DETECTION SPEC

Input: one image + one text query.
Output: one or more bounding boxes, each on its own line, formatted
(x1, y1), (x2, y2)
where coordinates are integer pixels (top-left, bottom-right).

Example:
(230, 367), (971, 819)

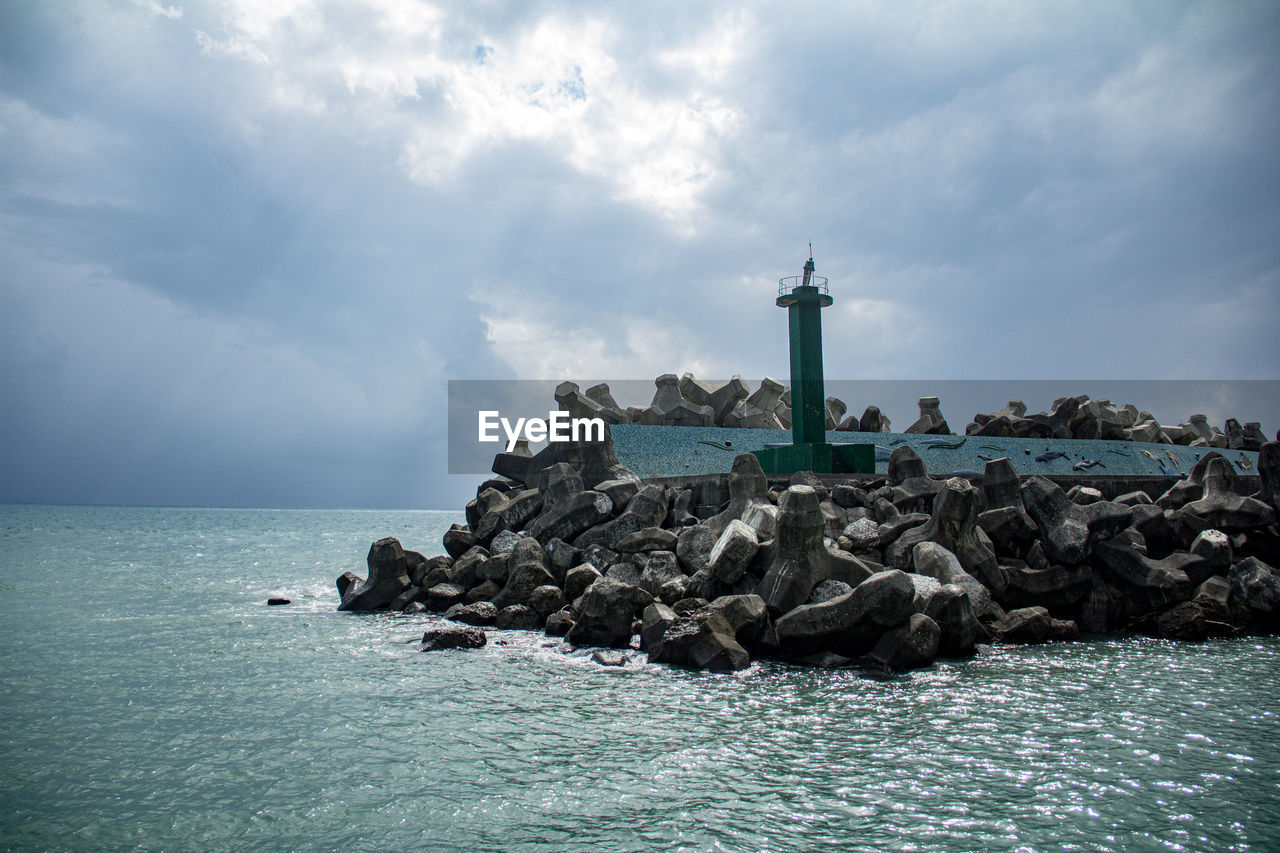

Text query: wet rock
(445, 600), (498, 626)
(545, 608), (574, 637)
(336, 571), (361, 600)
(388, 587), (424, 611)
(647, 610), (751, 671)
(421, 623), (486, 651)
(527, 489), (615, 546)
(1192, 576), (1233, 627)
(338, 537), (413, 611)
(566, 577), (648, 649)
(1021, 476), (1131, 565)
(424, 582), (466, 611)
(640, 602), (678, 651)
(990, 606), (1055, 644)
(1079, 575), (1121, 633)
(924, 583), (982, 656)
(1156, 601), (1208, 640)
(701, 594), (769, 647)
(591, 649), (632, 667)
(617, 527), (679, 554)
(774, 569), (915, 655)
(448, 546), (492, 590)
(865, 613), (940, 672)
(267, 597), (291, 606)
(496, 604), (541, 630)
(808, 579), (854, 604)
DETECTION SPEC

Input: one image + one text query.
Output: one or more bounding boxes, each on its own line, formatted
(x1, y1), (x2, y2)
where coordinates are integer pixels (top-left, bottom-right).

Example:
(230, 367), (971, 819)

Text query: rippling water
(2, 505), (1277, 852)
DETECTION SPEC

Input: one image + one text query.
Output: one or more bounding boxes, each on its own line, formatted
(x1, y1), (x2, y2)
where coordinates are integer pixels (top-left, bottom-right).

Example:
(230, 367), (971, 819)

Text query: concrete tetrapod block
(574, 484), (670, 551)
(886, 477), (1002, 594)
(1180, 457), (1275, 531)
(773, 569), (916, 656)
(1021, 476), (1132, 565)
(338, 537), (413, 611)
(708, 376), (749, 426)
(492, 425), (638, 491)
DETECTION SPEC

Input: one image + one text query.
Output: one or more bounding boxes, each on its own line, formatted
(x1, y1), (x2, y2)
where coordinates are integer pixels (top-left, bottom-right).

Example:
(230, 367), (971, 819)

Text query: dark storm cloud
(1, 1), (1277, 508)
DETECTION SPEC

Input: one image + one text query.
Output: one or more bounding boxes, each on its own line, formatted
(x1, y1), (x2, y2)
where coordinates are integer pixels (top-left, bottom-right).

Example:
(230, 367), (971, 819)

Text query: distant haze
(2, 2), (1277, 509)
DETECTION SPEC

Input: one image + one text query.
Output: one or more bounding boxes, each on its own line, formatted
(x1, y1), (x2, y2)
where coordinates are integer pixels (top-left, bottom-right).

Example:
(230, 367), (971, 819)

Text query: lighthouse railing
(777, 275), (829, 296)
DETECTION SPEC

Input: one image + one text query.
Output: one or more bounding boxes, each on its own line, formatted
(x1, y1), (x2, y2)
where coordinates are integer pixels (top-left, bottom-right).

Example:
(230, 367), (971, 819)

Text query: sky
(1, 0), (1278, 509)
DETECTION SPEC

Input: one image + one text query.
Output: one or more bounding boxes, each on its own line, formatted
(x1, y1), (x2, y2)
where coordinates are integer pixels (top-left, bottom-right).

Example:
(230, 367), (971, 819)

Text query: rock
(566, 577), (646, 649)
(909, 573), (942, 612)
(338, 537), (413, 612)
(1092, 538), (1198, 616)
(1189, 529), (1233, 576)
(424, 582), (466, 611)
(658, 575), (692, 605)
(912, 542), (1005, 624)
(584, 382), (630, 423)
(335, 571), (360, 600)
(527, 489), (615, 546)
(1001, 562), (1092, 610)
(1156, 601), (1208, 640)
(774, 569), (916, 655)
(420, 623), (486, 651)
(665, 488), (699, 528)
(924, 584), (982, 656)
(1021, 476), (1131, 565)
(616, 527), (679, 553)
(642, 373), (715, 426)
(491, 423), (638, 492)
(990, 606), (1055, 644)
(708, 375), (750, 425)
(465, 579), (500, 603)
(1192, 576), (1234, 626)
(448, 546), (491, 590)
(708, 519), (760, 583)
(701, 594), (769, 646)
(591, 649), (632, 666)
(981, 457), (1023, 511)
(640, 602), (678, 651)
(1230, 557), (1280, 615)
(865, 613), (940, 672)
(639, 550), (684, 596)
(488, 530), (523, 556)
(1181, 457), (1275, 530)
(528, 585), (567, 620)
(267, 597), (291, 606)
(647, 610), (751, 671)
(1079, 575), (1121, 633)
(675, 523), (719, 575)
(672, 597), (709, 614)
(886, 446), (942, 511)
(559, 565), (599, 607)
(904, 396), (948, 435)
(495, 604), (540, 630)
(545, 608), (575, 636)
(445, 601), (498, 626)
(388, 587), (424, 611)
(808, 579), (854, 604)
(1114, 491), (1154, 507)
(492, 538), (556, 610)
(757, 486), (874, 615)
(594, 479), (640, 512)
(1068, 486), (1104, 506)
(887, 477), (1002, 593)
(841, 518), (881, 551)
(604, 559), (644, 587)
(575, 485), (669, 550)
(442, 525), (478, 560)
(1258, 441), (1280, 512)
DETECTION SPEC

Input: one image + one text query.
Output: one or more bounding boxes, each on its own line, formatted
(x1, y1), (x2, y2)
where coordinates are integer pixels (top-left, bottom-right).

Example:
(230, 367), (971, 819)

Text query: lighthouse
(751, 250), (874, 475)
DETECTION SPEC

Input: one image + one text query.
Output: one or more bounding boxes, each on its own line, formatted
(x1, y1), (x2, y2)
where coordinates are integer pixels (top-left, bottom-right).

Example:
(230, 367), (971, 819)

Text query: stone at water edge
(421, 623), (487, 651)
(267, 597), (291, 606)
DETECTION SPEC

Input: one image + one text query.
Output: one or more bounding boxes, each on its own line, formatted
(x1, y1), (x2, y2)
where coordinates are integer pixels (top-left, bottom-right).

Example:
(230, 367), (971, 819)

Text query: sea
(1, 504), (1277, 853)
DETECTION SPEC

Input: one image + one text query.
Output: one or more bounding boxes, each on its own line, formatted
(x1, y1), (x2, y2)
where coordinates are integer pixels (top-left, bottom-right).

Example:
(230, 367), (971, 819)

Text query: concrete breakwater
(558, 374), (1275, 449)
(336, 425), (1280, 673)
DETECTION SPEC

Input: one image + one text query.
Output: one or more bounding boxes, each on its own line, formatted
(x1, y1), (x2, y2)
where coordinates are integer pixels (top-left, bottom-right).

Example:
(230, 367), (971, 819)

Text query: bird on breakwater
(1073, 459), (1104, 471)
(922, 437), (966, 449)
(1035, 449), (1068, 463)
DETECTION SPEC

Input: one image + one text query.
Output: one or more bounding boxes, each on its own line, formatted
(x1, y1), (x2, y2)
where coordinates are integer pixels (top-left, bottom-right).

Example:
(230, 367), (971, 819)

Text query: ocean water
(1, 505), (1278, 852)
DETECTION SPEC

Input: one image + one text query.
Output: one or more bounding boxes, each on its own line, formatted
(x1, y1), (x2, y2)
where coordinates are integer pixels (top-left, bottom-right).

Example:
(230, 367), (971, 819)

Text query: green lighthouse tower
(751, 250), (874, 475)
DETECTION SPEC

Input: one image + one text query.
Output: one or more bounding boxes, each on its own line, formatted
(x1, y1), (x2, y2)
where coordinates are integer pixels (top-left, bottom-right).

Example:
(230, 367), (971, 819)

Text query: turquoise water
(2, 505), (1278, 852)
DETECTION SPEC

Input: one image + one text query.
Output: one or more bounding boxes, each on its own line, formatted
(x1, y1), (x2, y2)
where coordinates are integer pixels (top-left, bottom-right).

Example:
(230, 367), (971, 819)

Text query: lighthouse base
(751, 442), (875, 475)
